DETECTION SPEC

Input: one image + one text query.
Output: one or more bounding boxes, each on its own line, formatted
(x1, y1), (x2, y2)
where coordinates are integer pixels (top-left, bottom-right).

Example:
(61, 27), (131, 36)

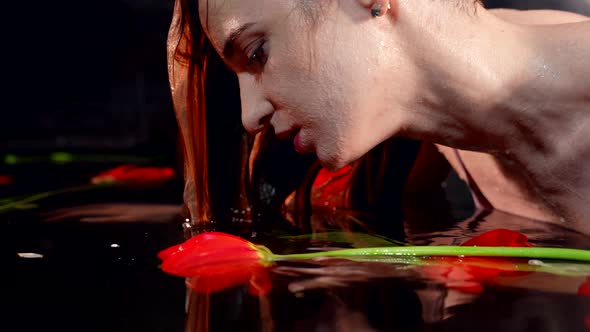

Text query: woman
(168, 0), (590, 236)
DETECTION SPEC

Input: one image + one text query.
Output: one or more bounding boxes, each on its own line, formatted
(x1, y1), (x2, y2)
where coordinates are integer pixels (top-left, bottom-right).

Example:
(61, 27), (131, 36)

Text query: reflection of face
(200, 0), (408, 170)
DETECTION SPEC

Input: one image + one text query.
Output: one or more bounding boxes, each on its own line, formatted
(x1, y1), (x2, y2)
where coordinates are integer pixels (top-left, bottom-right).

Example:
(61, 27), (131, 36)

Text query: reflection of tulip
(311, 166), (352, 209)
(580, 277), (590, 331)
(580, 277), (590, 297)
(424, 229), (533, 294)
(91, 164), (175, 187)
(0, 175), (14, 185)
(158, 232), (273, 294)
(0, 164), (176, 215)
(461, 228), (532, 247)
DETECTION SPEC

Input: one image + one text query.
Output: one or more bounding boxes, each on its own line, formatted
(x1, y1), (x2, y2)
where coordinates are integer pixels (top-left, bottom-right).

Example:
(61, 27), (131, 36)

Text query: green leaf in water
(50, 152), (74, 164)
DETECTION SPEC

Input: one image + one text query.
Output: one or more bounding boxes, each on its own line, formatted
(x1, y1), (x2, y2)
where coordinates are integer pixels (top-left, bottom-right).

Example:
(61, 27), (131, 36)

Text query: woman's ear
(356, 0), (392, 17)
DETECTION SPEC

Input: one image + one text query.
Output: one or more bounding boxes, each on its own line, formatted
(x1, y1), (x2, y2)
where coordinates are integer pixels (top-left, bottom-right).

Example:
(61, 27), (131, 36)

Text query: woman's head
(196, 0), (486, 171)
(168, 0), (474, 230)
(197, 0), (417, 170)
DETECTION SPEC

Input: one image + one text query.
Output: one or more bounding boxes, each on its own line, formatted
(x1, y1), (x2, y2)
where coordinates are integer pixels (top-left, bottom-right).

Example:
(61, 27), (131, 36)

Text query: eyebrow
(222, 22), (255, 60)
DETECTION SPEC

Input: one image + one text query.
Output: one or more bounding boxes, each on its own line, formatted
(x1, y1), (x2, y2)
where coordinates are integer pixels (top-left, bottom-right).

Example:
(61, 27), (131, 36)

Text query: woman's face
(200, 0), (409, 169)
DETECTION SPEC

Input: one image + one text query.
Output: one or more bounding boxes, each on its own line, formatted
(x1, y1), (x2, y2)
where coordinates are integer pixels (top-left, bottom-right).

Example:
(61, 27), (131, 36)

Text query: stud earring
(371, 2), (391, 17)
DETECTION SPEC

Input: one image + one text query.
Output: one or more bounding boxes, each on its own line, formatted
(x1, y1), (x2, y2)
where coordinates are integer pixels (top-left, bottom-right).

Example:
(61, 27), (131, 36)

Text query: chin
(316, 149), (353, 171)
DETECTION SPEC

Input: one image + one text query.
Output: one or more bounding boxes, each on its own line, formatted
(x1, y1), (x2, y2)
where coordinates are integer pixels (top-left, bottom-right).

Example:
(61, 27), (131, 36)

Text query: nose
(238, 74), (274, 134)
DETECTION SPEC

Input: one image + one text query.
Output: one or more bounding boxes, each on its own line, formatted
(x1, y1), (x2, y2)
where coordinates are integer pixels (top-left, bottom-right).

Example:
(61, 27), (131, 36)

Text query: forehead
(198, 0), (287, 50)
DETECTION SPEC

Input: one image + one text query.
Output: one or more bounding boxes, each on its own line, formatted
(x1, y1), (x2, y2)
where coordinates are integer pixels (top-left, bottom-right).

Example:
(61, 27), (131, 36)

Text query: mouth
(274, 127), (300, 141)
(293, 131), (305, 154)
(274, 127), (308, 154)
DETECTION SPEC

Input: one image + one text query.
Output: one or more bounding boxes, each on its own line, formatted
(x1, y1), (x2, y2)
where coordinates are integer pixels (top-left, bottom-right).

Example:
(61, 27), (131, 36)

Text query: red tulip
(91, 164), (175, 187)
(158, 232), (273, 295)
(0, 175), (14, 185)
(424, 229), (533, 294)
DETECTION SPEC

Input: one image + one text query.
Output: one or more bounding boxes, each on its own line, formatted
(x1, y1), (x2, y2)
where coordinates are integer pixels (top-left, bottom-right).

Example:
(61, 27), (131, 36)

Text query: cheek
(265, 19), (378, 143)
(264, 49), (334, 128)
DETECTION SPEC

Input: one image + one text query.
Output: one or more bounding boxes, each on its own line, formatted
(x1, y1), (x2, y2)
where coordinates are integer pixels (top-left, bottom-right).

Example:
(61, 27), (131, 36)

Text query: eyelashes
(246, 39), (268, 70)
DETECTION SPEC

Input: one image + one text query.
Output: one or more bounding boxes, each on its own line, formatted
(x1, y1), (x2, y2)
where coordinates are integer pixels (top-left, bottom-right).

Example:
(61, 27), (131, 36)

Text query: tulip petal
(461, 229), (532, 247)
(158, 232), (273, 294)
(157, 244), (181, 260)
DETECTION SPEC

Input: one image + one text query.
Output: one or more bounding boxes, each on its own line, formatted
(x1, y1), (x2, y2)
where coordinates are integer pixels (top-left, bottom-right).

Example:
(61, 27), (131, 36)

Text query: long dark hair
(167, 0), (421, 237)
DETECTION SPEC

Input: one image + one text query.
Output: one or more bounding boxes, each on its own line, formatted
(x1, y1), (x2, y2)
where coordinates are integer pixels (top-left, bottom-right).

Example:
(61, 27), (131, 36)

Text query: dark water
(2, 162), (590, 332)
(2, 161), (186, 332)
(188, 230), (590, 332)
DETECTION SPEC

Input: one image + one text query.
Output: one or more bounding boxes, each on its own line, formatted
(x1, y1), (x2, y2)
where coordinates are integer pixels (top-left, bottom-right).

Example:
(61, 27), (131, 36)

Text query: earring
(371, 2), (391, 17)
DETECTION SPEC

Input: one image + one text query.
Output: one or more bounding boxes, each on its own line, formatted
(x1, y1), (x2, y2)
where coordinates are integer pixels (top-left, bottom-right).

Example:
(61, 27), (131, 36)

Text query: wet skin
(198, 0), (590, 233)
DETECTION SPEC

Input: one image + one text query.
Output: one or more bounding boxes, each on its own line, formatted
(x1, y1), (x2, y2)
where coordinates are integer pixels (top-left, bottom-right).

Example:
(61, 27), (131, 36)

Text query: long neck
(389, 2), (534, 153)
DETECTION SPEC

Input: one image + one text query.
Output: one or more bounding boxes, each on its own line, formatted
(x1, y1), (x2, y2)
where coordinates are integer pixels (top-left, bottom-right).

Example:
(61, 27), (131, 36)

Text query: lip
(274, 127), (300, 141)
(293, 131), (305, 154)
(274, 126), (308, 154)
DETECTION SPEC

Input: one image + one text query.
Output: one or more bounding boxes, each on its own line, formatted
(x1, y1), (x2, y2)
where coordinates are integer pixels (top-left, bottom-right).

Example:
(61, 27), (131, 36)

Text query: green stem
(272, 246), (590, 263)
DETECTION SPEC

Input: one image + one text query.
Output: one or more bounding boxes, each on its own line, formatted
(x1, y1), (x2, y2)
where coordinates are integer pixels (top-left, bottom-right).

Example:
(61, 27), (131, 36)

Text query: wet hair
(168, 0), (422, 237)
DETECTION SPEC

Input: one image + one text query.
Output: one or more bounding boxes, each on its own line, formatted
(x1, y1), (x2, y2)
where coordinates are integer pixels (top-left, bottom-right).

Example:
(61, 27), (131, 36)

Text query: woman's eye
(247, 40), (268, 69)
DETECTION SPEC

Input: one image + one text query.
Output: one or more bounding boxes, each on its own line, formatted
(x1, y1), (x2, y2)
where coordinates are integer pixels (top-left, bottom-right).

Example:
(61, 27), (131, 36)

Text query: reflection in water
(186, 259), (590, 331)
(183, 207), (590, 332)
(405, 208), (590, 250)
(43, 203), (180, 223)
(13, 164), (589, 332)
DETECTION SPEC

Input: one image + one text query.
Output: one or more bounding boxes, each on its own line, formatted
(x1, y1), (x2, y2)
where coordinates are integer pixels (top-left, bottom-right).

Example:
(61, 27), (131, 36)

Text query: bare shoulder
(490, 8), (589, 25)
